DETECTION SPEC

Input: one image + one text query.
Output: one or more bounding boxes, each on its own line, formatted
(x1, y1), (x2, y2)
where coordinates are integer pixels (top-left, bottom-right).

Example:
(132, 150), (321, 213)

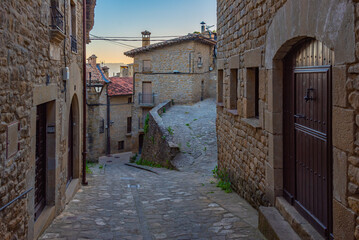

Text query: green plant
(185, 112), (189, 114)
(163, 107), (166, 113)
(86, 164), (93, 174)
(186, 142), (191, 148)
(212, 166), (232, 193)
(99, 164), (104, 169)
(193, 118), (198, 121)
(130, 153), (138, 163)
(136, 158), (162, 168)
(143, 114), (150, 134)
(185, 123), (190, 127)
(162, 135), (166, 140)
(167, 126), (174, 135)
(150, 136), (155, 144)
(204, 147), (207, 152)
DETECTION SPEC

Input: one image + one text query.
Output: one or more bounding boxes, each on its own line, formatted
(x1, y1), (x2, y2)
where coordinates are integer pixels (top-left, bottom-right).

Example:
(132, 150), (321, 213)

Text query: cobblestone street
(40, 100), (264, 240)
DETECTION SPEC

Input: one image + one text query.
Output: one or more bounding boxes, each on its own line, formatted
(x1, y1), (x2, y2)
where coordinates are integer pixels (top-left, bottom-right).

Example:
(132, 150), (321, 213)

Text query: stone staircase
(258, 197), (324, 240)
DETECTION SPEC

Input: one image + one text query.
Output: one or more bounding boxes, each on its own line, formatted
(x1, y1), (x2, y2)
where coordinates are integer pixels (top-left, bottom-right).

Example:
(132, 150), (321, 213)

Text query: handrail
(0, 187), (33, 212)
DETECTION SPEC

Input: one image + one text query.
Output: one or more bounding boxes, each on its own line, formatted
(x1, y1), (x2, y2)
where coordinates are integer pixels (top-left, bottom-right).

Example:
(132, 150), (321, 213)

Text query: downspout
(82, 0), (88, 186)
(106, 86), (111, 156)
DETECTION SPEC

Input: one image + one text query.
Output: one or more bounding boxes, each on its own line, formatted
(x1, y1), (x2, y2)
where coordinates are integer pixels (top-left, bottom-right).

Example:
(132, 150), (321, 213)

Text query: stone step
(258, 206), (301, 240)
(275, 197), (324, 240)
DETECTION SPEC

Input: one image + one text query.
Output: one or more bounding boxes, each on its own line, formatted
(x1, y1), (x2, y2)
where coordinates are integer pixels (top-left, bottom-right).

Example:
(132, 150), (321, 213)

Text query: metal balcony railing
(50, 6), (64, 33)
(139, 93), (155, 106)
(71, 35), (77, 53)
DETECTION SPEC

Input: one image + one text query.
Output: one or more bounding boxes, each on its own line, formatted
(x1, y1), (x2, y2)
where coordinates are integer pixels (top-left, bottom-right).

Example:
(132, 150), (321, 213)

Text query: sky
(86, 0), (217, 65)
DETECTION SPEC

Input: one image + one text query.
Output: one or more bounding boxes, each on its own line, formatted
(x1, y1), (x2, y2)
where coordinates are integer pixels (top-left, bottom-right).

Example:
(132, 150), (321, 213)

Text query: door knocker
(304, 88), (314, 102)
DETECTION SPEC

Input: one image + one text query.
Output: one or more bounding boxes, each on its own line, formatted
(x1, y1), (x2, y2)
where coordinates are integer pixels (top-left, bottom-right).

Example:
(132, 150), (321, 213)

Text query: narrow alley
(40, 101), (264, 240)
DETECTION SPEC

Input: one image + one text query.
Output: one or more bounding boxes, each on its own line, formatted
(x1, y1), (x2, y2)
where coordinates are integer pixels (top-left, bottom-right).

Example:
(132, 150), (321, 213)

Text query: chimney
(141, 30), (151, 47)
(87, 54), (97, 67)
(200, 21), (206, 34)
(102, 66), (109, 78)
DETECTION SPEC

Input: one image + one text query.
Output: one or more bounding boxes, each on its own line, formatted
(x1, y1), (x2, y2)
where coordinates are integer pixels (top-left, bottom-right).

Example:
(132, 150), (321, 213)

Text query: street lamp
(94, 85), (102, 93)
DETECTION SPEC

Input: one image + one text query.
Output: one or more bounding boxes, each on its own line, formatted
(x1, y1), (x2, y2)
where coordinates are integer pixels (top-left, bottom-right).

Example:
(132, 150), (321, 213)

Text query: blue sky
(87, 0), (217, 64)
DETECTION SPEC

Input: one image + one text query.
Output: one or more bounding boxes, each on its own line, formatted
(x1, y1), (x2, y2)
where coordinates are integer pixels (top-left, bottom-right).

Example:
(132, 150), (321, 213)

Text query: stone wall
(141, 101), (180, 168)
(217, 0), (359, 239)
(0, 0), (94, 239)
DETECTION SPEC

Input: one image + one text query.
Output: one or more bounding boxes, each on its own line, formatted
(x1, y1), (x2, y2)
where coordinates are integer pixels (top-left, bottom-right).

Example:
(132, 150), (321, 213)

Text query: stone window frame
(242, 48), (264, 128)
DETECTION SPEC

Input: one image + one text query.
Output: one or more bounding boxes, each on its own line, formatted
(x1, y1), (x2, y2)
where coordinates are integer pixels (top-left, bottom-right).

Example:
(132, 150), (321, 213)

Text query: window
(99, 119), (104, 133)
(245, 67), (259, 118)
(128, 97), (132, 103)
(229, 69), (238, 110)
(70, 1), (77, 52)
(118, 141), (124, 150)
(127, 117), (132, 133)
(217, 69), (224, 103)
(143, 60), (151, 72)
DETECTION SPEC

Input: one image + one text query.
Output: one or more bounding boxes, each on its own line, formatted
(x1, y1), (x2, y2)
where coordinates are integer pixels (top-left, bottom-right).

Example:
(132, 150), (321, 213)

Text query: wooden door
(35, 104), (47, 220)
(142, 82), (152, 104)
(67, 106), (74, 186)
(283, 39), (333, 238)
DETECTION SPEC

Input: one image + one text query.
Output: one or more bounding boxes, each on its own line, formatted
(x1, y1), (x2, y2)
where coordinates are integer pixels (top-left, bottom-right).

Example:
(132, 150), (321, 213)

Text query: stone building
(86, 54), (110, 162)
(108, 77), (133, 153)
(216, 0), (358, 239)
(0, 0), (96, 239)
(124, 31), (217, 153)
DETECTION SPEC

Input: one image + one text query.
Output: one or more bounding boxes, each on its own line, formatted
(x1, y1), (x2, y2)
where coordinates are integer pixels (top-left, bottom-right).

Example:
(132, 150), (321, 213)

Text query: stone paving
(40, 99), (265, 240)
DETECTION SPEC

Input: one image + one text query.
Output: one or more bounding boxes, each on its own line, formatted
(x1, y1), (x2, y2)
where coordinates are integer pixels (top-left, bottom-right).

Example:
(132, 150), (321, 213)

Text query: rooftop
(108, 77), (133, 96)
(124, 34), (216, 57)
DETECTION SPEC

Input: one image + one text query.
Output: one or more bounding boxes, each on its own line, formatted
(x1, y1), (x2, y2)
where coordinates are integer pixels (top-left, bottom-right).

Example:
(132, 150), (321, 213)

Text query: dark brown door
(35, 104), (47, 220)
(283, 39), (333, 238)
(142, 82), (152, 104)
(67, 107), (74, 186)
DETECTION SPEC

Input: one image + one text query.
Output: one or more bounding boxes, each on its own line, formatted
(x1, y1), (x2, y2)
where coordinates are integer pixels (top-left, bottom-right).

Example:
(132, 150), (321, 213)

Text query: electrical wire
(90, 34), (138, 49)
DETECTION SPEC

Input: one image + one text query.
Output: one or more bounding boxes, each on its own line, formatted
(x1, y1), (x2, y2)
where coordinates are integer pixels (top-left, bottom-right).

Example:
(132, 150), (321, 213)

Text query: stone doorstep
(274, 197), (325, 240)
(258, 206), (301, 240)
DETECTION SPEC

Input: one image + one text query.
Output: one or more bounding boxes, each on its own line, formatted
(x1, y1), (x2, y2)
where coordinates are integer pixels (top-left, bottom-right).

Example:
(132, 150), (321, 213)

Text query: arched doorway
(67, 105), (74, 185)
(283, 38), (334, 238)
(67, 95), (80, 186)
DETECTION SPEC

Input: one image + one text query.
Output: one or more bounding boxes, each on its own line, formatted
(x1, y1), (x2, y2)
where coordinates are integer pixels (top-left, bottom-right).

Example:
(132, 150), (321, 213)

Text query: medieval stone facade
(216, 0), (358, 239)
(0, 0), (95, 239)
(124, 33), (217, 153)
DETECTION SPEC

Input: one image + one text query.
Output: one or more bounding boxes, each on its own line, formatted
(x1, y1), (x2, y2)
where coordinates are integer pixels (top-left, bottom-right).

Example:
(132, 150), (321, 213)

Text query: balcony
(71, 35), (77, 53)
(139, 93), (155, 107)
(50, 6), (65, 44)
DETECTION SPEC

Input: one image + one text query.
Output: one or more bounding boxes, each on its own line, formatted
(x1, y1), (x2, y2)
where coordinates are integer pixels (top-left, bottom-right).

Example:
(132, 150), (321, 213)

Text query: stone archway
(264, 0), (355, 239)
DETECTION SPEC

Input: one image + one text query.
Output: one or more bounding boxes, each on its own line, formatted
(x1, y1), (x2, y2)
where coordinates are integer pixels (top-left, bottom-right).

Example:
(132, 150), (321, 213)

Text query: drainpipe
(106, 86), (111, 156)
(82, 0), (88, 186)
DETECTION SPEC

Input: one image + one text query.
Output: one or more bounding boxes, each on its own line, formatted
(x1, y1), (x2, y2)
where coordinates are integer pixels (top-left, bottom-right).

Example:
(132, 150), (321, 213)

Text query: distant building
(124, 31), (216, 153)
(108, 77), (133, 153)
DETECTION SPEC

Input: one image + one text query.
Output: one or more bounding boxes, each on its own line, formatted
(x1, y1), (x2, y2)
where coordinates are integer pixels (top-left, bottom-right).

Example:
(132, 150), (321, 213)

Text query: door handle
(304, 88), (314, 102)
(294, 114), (305, 119)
